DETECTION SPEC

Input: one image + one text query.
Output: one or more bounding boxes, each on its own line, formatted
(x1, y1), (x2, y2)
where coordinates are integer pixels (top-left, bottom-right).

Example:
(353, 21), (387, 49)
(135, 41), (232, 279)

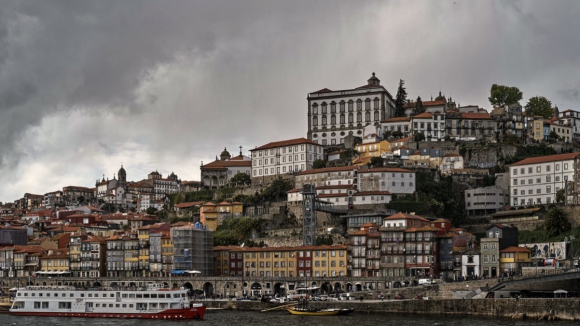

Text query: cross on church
(239, 146), (243, 156)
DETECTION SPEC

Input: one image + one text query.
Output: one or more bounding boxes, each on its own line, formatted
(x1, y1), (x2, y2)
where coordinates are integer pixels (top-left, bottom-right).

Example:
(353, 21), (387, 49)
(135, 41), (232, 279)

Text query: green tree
(146, 207), (158, 215)
(488, 84), (522, 107)
(414, 132), (425, 142)
(370, 156), (384, 167)
(525, 96), (553, 119)
(392, 130), (403, 138)
(394, 79), (407, 117)
(556, 189), (565, 204)
(382, 130), (392, 140)
(230, 172), (251, 186)
(549, 130), (560, 142)
(261, 177), (293, 202)
(312, 159), (326, 169)
(412, 96), (425, 116)
(544, 207), (571, 237)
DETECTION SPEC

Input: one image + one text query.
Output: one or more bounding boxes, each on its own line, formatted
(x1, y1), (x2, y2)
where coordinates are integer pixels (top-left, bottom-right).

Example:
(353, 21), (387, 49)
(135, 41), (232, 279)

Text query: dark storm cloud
(1, 0), (580, 201)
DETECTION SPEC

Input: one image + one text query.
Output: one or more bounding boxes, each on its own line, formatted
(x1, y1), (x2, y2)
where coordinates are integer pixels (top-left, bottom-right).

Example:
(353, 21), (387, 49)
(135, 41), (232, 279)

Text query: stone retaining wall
(203, 298), (580, 320)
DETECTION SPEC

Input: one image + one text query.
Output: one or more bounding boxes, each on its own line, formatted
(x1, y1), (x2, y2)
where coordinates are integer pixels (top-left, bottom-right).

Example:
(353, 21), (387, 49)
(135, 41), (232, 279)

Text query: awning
(187, 270), (201, 274)
(171, 270), (185, 275)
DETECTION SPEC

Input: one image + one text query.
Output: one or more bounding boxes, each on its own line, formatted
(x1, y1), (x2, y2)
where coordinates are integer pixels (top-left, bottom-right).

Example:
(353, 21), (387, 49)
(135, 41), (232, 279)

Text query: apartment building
(465, 186), (509, 216)
(510, 152), (580, 206)
(251, 138), (324, 185)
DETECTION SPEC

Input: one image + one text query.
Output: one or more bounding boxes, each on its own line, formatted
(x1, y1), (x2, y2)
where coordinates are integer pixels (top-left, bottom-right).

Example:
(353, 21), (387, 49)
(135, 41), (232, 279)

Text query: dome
(220, 147), (230, 157)
(118, 165), (126, 175)
(435, 91), (446, 101)
(367, 72), (380, 85)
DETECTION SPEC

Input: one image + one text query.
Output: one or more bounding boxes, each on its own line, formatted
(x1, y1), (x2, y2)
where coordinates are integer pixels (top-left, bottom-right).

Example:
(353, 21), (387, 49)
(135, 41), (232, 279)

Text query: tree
(412, 96), (425, 116)
(525, 96), (553, 119)
(392, 130), (403, 138)
(370, 156), (384, 167)
(312, 159), (326, 169)
(229, 172), (251, 186)
(394, 79), (407, 117)
(146, 207), (158, 215)
(544, 207), (571, 237)
(549, 130), (560, 142)
(556, 189), (565, 204)
(414, 132), (425, 142)
(382, 130), (392, 140)
(488, 84), (522, 107)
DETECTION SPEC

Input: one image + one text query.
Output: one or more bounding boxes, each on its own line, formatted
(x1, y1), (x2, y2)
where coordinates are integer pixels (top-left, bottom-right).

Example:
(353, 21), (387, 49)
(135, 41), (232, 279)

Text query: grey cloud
(2, 1), (580, 201)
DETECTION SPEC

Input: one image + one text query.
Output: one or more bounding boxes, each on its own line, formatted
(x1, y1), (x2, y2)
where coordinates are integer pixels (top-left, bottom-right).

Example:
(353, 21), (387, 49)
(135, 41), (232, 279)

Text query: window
(536, 166), (541, 173)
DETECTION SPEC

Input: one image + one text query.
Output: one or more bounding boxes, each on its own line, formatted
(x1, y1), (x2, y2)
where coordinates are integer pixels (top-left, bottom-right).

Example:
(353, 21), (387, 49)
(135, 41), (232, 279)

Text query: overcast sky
(1, 0), (579, 202)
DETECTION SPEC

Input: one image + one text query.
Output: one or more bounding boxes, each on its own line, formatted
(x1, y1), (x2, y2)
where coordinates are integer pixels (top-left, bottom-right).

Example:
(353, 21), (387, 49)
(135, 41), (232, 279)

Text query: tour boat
(9, 283), (206, 319)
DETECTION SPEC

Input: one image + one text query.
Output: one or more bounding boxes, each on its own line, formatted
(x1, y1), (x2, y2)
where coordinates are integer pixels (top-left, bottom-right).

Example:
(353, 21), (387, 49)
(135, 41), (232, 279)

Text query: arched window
(340, 114), (345, 124)
(348, 101), (354, 112)
(374, 98), (380, 109)
(365, 99), (371, 110)
(321, 103), (327, 114)
(357, 112), (362, 122)
(312, 104), (318, 115)
(348, 113), (353, 123)
(330, 102), (336, 113)
(340, 101), (345, 113)
(374, 111), (379, 121)
(331, 115), (336, 124)
(357, 100), (362, 111)
(313, 116), (318, 126)
(365, 111), (371, 122)
(322, 115), (327, 125)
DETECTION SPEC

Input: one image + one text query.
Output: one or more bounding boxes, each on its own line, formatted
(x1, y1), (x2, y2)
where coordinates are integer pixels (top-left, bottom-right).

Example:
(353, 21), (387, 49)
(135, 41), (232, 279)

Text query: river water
(1, 310), (577, 326)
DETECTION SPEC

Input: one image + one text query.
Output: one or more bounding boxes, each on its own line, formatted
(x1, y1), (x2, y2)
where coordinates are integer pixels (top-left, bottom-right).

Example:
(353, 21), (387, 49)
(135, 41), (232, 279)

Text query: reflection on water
(0, 310), (577, 326)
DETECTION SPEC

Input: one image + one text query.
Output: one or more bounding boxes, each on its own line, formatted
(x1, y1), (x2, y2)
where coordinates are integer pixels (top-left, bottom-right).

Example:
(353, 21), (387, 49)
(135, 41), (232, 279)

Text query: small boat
(0, 296), (12, 313)
(287, 307), (340, 316)
(286, 300), (354, 316)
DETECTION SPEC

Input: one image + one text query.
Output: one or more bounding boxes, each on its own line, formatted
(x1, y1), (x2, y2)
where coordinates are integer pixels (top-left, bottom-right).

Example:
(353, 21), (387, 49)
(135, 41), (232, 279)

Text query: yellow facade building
(39, 249), (70, 274)
(353, 139), (393, 166)
(200, 202), (218, 231)
(499, 246), (532, 274)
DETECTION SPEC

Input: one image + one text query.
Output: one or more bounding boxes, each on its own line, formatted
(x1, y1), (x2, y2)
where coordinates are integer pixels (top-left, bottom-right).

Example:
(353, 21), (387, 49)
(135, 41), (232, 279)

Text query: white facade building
(307, 73), (395, 146)
(251, 137), (324, 184)
(411, 112), (446, 141)
(510, 152), (580, 207)
(558, 109), (580, 139)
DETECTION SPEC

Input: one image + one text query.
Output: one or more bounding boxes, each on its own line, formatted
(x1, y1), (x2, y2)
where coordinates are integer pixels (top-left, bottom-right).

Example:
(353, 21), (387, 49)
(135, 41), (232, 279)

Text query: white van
(418, 278), (433, 285)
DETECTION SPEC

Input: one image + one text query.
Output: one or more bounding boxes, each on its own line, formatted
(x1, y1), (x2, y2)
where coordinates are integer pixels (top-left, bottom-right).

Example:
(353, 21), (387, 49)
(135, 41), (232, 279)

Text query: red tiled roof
(317, 193), (347, 198)
(500, 246), (531, 253)
(393, 136), (413, 143)
(311, 88), (332, 94)
(251, 138), (320, 151)
(382, 117), (410, 123)
(461, 112), (492, 120)
(384, 212), (430, 222)
(174, 201), (204, 208)
(510, 152), (580, 166)
(412, 112), (433, 119)
(201, 160), (251, 169)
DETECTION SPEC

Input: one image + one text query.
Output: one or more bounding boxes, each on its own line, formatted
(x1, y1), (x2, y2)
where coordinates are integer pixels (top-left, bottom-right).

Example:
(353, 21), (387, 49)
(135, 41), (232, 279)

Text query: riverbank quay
(200, 298), (580, 321)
